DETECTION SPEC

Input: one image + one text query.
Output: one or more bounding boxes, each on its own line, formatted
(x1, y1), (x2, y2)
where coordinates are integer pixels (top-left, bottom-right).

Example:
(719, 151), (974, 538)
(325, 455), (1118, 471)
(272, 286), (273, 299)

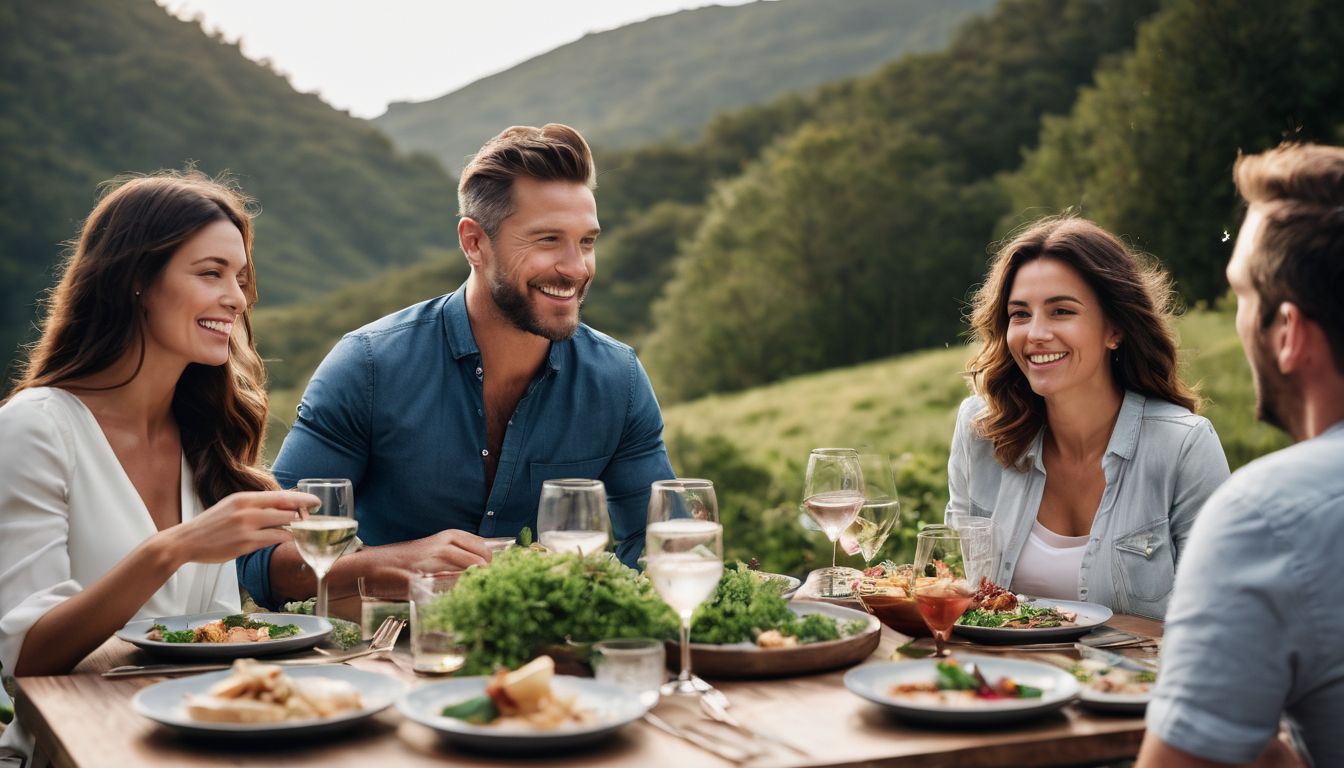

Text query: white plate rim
(131, 663), (405, 735)
(396, 675), (650, 743)
(115, 611), (332, 657)
(952, 597), (1113, 641)
(843, 655), (1081, 723)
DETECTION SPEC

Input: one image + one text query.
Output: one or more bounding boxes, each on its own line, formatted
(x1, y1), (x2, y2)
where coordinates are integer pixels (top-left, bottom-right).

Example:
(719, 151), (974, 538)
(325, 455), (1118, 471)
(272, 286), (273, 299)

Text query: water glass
(948, 513), (996, 587)
(409, 571), (466, 675)
(358, 576), (409, 640)
(537, 478), (610, 555)
(592, 638), (666, 704)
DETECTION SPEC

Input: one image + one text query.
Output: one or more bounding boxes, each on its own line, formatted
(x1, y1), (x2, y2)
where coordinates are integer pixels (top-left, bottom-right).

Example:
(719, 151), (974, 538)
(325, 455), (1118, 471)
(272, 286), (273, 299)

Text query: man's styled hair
(1235, 143), (1344, 373)
(457, 124), (596, 239)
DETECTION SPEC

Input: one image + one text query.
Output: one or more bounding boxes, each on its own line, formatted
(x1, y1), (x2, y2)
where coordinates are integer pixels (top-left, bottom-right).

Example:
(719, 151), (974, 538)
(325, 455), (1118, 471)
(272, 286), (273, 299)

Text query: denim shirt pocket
(1114, 518), (1175, 616)
(529, 457), (610, 499)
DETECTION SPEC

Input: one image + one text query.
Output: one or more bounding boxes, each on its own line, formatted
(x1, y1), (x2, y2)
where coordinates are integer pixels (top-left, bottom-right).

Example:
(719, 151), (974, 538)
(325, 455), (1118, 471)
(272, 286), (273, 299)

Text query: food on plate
(1070, 659), (1157, 694)
(956, 578), (1078, 629)
(690, 563), (868, 646)
(184, 659), (362, 722)
(147, 614), (301, 643)
(888, 657), (1044, 703)
(854, 563), (929, 637)
(439, 656), (594, 729)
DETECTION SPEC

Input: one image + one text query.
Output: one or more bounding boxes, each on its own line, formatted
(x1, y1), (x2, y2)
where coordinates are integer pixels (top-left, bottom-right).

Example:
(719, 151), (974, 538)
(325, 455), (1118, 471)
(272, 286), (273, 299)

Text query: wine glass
(290, 478), (358, 617)
(912, 527), (975, 657)
(646, 479), (722, 698)
(537, 478), (610, 556)
(840, 452), (902, 568)
(802, 448), (865, 597)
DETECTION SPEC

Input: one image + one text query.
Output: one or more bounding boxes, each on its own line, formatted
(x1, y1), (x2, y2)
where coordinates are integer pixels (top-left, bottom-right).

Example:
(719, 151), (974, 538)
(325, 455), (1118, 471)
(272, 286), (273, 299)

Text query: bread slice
(184, 694), (289, 723)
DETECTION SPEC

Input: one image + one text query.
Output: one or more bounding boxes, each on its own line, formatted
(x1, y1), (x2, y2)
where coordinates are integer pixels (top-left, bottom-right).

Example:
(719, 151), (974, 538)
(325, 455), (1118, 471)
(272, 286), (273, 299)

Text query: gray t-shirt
(1147, 421), (1344, 765)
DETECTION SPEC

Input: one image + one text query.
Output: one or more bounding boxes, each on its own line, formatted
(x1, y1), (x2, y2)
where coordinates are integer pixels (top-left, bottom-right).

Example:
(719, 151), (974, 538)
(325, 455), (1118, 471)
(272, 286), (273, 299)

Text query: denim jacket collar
(440, 284), (563, 374)
(1022, 390), (1146, 472)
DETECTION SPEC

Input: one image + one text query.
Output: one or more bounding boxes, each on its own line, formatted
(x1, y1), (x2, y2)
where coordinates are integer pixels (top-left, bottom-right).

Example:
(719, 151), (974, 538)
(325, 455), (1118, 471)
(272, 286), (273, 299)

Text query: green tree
(1006, 0), (1344, 300)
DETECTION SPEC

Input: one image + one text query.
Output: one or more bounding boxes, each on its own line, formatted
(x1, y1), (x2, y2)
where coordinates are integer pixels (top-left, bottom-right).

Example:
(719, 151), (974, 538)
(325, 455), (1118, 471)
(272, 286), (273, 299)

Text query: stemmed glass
(646, 479), (722, 698)
(537, 478), (610, 556)
(841, 452), (902, 568)
(289, 478), (358, 617)
(802, 448), (865, 596)
(912, 527), (975, 657)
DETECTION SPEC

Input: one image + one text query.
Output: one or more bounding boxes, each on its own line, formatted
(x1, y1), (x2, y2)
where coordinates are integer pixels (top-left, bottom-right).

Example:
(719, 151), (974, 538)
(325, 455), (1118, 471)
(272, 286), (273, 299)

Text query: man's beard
(1250, 330), (1290, 433)
(488, 269), (585, 342)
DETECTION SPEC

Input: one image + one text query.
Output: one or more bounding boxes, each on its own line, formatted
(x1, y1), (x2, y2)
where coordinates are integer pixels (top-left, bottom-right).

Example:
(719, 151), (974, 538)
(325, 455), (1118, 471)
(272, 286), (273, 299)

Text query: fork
(103, 616), (405, 678)
(698, 685), (811, 758)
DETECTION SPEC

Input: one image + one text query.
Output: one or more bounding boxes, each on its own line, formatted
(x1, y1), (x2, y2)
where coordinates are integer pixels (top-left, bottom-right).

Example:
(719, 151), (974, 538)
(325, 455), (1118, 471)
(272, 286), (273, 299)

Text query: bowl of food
(854, 564), (931, 638)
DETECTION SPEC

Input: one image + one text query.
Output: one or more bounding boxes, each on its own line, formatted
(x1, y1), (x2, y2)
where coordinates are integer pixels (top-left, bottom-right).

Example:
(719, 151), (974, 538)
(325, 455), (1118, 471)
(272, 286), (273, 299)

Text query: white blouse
(1010, 520), (1090, 601)
(0, 388), (239, 753)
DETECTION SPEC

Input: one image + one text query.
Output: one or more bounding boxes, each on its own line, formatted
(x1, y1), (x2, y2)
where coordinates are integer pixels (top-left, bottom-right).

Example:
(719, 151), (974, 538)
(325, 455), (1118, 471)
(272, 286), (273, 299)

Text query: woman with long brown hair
(947, 216), (1230, 619)
(0, 171), (315, 750)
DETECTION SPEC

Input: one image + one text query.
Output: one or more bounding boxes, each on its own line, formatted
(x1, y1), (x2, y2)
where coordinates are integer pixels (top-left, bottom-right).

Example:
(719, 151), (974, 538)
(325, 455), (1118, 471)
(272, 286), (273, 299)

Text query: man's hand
(267, 528), (492, 607)
(373, 529), (491, 573)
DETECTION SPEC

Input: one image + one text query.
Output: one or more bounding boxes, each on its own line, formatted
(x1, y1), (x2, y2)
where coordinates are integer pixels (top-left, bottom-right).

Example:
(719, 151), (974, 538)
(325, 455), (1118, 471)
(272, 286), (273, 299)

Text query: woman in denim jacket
(946, 216), (1230, 619)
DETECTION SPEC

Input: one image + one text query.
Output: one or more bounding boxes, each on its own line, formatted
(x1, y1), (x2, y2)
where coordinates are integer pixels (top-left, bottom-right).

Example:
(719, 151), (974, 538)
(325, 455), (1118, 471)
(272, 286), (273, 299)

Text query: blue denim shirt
(238, 286), (675, 607)
(945, 391), (1230, 619)
(1148, 421), (1344, 766)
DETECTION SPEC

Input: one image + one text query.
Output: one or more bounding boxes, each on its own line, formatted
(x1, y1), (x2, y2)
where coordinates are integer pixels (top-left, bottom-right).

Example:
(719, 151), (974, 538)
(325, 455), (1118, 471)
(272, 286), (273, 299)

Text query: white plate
(398, 676), (650, 753)
(1077, 686), (1151, 714)
(758, 572), (802, 598)
(952, 598), (1113, 643)
(844, 655), (1081, 725)
(132, 664), (405, 737)
(116, 611), (332, 658)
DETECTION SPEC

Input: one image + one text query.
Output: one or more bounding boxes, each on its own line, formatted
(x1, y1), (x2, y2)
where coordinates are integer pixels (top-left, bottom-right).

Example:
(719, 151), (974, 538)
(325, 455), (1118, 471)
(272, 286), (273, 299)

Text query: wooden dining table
(14, 607), (1162, 768)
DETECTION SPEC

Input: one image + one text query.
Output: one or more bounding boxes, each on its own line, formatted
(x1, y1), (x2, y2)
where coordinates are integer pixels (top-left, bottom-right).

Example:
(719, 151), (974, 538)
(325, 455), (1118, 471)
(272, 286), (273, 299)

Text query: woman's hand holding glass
(171, 490), (319, 564)
(645, 479), (722, 698)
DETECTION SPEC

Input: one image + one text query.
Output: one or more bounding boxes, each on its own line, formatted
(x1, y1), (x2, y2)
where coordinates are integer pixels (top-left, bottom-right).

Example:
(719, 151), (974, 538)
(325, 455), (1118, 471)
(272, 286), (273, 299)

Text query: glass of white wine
(646, 479), (722, 698)
(536, 478), (610, 556)
(290, 478), (358, 617)
(840, 452), (902, 568)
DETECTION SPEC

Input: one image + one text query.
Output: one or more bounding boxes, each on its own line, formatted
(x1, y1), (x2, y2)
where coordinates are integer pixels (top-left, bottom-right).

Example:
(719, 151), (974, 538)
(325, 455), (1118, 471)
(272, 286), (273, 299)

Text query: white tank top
(1009, 520), (1090, 600)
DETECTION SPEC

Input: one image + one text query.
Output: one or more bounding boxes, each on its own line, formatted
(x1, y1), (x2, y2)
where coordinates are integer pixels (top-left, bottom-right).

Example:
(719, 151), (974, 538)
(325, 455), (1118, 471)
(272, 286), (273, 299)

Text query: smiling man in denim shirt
(237, 124), (675, 609)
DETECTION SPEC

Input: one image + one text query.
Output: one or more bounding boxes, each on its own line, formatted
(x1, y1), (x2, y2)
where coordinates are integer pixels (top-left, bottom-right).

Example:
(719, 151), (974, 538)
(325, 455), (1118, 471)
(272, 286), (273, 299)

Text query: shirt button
(508, 419), (513, 426)
(486, 510), (495, 517)
(481, 449), (489, 457)
(475, 366), (483, 376)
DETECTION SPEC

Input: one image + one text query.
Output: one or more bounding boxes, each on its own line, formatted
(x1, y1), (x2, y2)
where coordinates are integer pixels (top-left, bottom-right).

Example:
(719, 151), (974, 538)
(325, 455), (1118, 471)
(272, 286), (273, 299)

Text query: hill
(655, 307), (1289, 572)
(0, 0), (459, 376)
(373, 0), (993, 173)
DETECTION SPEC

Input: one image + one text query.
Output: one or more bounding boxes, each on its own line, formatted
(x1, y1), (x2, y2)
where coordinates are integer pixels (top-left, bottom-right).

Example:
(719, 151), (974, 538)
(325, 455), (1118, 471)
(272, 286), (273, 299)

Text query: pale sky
(159, 0), (757, 119)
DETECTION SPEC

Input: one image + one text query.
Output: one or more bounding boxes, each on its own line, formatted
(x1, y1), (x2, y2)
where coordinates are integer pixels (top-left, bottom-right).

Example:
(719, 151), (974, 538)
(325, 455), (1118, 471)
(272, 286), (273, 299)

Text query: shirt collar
(441, 283), (565, 374)
(442, 285), (478, 361)
(1023, 389), (1145, 469)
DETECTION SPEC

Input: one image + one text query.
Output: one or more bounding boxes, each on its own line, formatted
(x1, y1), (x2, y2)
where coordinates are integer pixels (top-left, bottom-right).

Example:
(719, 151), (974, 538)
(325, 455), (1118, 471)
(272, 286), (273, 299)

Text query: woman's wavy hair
(965, 215), (1200, 469)
(7, 170), (278, 505)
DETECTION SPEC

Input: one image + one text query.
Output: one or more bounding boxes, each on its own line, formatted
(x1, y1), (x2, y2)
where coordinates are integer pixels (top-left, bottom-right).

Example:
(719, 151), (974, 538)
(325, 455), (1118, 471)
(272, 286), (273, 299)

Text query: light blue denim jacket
(945, 392), (1230, 619)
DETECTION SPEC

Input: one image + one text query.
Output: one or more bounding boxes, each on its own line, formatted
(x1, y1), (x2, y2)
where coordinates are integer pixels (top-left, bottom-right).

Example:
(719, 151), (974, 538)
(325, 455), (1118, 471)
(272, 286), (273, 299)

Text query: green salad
(957, 602), (1073, 629)
(690, 563), (867, 645)
(149, 614), (301, 643)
